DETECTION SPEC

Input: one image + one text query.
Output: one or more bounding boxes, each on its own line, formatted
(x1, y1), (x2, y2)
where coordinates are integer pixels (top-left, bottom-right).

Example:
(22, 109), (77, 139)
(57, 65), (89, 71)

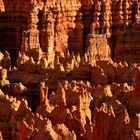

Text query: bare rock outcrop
(0, 1), (140, 140)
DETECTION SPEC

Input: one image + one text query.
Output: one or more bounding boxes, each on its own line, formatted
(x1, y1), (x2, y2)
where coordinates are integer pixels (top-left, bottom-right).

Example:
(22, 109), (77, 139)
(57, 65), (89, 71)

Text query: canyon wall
(0, 0), (140, 140)
(0, 0), (140, 64)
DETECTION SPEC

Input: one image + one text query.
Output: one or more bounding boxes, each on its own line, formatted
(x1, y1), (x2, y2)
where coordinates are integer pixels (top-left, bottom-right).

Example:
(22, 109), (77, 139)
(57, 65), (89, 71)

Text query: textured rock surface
(0, 70), (140, 140)
(115, 23), (140, 63)
(0, 52), (140, 139)
(0, 0), (140, 140)
(1, 0), (140, 63)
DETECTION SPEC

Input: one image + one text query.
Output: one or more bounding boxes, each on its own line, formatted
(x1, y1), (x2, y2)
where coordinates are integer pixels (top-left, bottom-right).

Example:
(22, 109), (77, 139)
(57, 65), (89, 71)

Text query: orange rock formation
(0, 0), (140, 140)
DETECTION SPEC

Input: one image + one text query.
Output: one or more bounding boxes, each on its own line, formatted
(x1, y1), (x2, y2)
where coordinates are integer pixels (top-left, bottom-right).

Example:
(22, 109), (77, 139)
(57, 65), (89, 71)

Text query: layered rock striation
(0, 0), (140, 64)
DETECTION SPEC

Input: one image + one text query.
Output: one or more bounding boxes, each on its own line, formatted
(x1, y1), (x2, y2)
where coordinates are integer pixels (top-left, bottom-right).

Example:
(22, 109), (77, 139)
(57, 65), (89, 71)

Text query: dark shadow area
(0, 27), (17, 66)
(38, 10), (42, 49)
(0, 1), (29, 66)
(68, 8), (93, 54)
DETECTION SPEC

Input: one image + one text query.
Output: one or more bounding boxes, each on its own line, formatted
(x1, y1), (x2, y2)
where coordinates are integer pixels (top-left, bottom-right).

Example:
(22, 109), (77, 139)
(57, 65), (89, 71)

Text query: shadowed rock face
(0, 0), (140, 140)
(115, 24), (140, 63)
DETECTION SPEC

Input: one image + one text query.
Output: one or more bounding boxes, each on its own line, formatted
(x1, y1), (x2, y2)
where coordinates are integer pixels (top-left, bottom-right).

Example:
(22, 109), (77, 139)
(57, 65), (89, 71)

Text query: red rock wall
(0, 1), (140, 139)
(0, 0), (140, 63)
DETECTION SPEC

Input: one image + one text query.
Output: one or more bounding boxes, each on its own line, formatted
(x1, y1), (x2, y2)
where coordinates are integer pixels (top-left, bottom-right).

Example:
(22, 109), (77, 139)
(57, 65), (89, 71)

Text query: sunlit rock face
(0, 0), (140, 140)
(0, 0), (140, 63)
(0, 1), (124, 59)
